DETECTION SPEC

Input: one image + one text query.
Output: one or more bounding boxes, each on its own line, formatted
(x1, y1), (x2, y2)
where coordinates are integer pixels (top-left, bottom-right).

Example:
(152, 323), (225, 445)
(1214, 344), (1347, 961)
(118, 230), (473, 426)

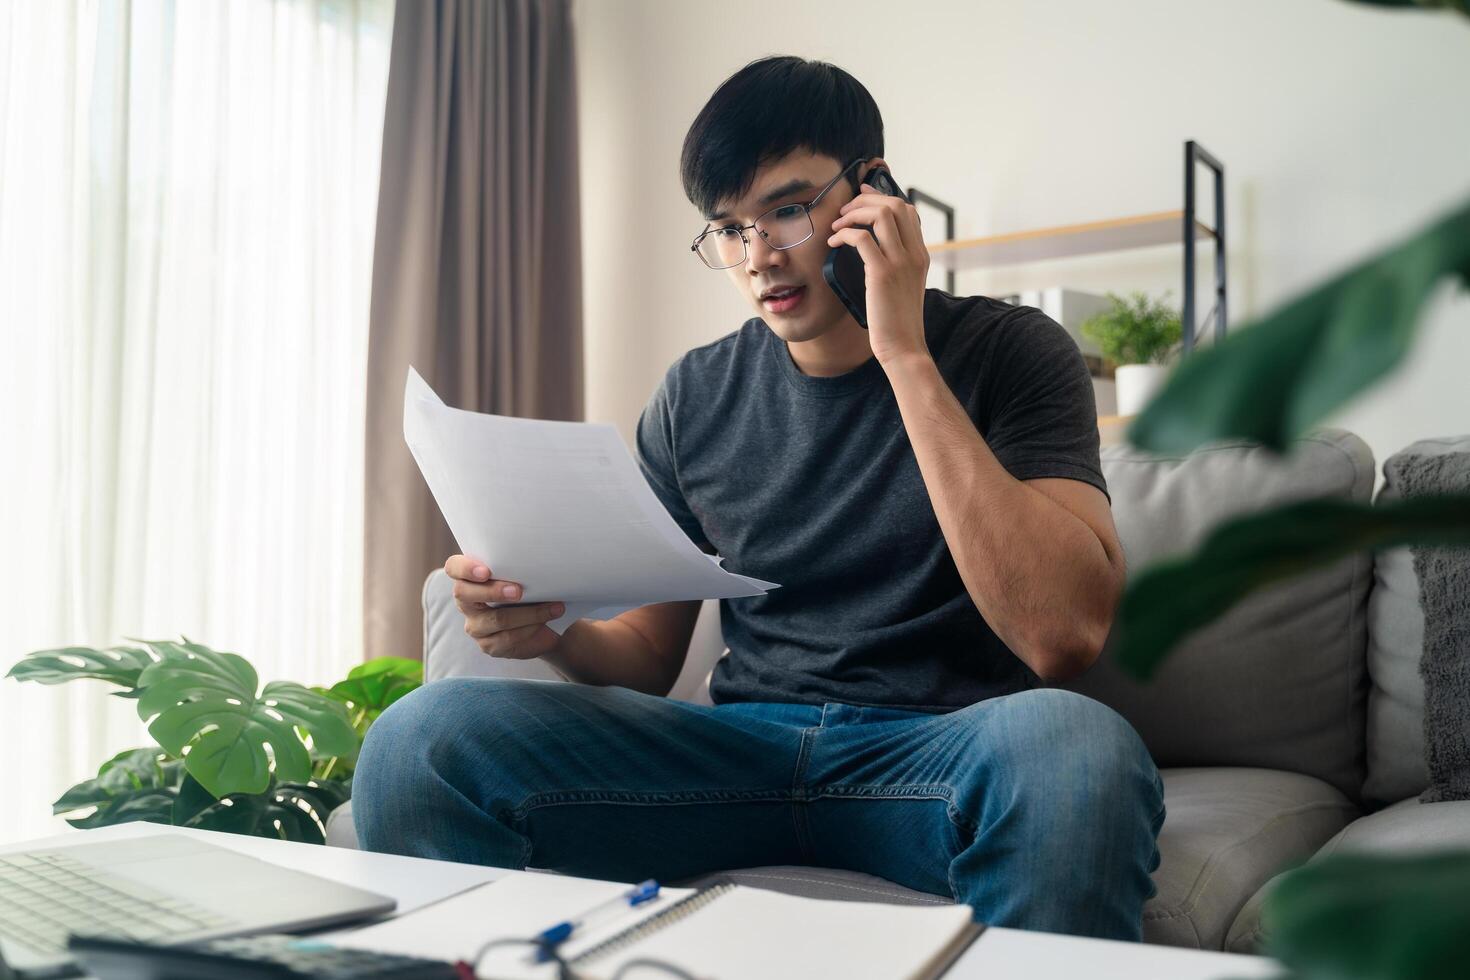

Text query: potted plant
(5, 638), (422, 843)
(1080, 291), (1183, 416)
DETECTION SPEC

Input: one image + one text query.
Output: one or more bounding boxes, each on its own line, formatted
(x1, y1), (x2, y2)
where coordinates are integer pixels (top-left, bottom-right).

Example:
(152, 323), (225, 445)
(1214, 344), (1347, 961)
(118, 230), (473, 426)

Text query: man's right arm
(542, 598), (704, 696)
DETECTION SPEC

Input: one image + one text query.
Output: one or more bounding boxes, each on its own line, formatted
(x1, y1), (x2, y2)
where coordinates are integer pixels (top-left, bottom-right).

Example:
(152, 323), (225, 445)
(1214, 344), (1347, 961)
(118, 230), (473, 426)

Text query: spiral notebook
(331, 869), (983, 979)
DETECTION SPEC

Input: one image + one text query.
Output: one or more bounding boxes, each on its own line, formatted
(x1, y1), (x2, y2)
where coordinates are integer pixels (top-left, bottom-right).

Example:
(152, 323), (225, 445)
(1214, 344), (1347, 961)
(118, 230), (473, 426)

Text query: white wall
(574, 0), (1470, 468)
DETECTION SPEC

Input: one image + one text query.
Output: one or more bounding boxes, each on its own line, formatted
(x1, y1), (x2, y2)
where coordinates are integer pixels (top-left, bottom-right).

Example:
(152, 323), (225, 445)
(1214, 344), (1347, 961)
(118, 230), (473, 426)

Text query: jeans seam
(791, 727), (819, 863)
(806, 783), (958, 803)
(801, 783), (972, 836)
(517, 825), (533, 868)
(805, 783), (967, 901)
(509, 788), (793, 821)
(496, 806), (536, 869)
(944, 795), (973, 902)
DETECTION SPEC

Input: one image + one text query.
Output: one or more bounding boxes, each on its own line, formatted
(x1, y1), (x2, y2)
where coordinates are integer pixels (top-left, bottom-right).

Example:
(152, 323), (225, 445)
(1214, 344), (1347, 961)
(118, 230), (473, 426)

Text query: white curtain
(0, 0), (394, 844)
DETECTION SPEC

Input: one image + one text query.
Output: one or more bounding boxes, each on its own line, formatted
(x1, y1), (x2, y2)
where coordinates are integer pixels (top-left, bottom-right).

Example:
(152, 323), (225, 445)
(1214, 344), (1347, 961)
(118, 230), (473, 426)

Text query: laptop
(0, 834), (395, 978)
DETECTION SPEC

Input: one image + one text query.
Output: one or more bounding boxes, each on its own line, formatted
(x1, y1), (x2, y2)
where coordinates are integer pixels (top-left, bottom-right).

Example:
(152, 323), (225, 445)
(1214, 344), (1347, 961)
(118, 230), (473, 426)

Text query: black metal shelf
(911, 140), (1229, 351)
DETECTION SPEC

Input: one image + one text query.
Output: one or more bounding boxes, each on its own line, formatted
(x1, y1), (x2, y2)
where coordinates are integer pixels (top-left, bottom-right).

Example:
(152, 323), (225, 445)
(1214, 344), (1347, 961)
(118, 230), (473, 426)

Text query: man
(356, 56), (1164, 941)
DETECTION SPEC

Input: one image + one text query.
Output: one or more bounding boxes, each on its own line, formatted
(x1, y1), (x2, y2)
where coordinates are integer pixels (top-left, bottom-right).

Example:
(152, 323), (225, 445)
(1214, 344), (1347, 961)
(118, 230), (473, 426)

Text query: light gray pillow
(1068, 429), (1374, 800)
(1364, 436), (1470, 805)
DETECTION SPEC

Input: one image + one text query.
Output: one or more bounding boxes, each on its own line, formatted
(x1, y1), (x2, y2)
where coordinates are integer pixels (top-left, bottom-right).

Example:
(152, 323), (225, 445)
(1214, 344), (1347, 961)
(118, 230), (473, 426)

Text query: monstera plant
(1109, 3), (1470, 979)
(6, 639), (421, 844)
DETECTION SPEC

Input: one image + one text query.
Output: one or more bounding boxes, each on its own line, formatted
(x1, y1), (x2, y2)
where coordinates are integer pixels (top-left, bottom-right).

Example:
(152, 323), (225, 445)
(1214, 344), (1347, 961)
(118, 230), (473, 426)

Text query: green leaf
(174, 775), (271, 836)
(1265, 851), (1470, 980)
(322, 657), (423, 725)
(1128, 197), (1470, 453)
(135, 643), (357, 798)
(53, 747), (184, 829)
(1113, 495), (1470, 679)
(172, 771), (226, 827)
(96, 746), (171, 793)
(52, 747), (171, 812)
(173, 773), (352, 844)
(261, 681), (359, 757)
(7, 646), (160, 689)
(65, 792), (178, 830)
(266, 779), (353, 844)
(347, 656), (424, 681)
(1341, 0), (1470, 16)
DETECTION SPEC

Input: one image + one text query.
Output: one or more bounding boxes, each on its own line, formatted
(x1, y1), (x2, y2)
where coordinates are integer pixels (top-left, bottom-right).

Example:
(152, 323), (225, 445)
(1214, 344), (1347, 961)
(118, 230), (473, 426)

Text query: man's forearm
(882, 352), (1117, 678)
(539, 617), (680, 696)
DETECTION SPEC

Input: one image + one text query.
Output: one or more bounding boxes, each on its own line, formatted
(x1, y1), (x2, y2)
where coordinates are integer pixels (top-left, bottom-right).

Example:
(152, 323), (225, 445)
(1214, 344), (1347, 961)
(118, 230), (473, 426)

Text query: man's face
(702, 150), (863, 345)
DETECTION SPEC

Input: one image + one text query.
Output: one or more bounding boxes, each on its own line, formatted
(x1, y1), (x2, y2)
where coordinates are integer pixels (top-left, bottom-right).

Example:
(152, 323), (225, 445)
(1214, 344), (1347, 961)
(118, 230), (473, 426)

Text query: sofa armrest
(420, 569), (725, 704)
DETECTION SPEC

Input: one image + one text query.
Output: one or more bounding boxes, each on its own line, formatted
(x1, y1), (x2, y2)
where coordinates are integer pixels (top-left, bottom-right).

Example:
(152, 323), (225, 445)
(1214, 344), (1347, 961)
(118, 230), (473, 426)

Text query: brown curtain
(363, 0), (583, 662)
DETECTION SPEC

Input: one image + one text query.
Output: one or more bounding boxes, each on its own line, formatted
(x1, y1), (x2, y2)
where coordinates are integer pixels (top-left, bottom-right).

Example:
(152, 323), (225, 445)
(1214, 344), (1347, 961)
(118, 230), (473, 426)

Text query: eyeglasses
(690, 158), (864, 270)
(465, 937), (698, 979)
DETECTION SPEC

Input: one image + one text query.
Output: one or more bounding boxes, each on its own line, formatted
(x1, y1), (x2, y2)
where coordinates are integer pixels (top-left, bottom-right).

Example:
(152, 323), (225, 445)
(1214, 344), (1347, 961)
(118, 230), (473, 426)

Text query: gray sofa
(328, 428), (1470, 953)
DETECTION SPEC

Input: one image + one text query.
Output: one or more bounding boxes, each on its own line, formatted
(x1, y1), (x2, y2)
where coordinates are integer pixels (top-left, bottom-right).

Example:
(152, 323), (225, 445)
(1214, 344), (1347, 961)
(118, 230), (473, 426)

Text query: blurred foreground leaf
(1265, 851), (1470, 980)
(1342, 0), (1469, 15)
(1114, 495), (1470, 679)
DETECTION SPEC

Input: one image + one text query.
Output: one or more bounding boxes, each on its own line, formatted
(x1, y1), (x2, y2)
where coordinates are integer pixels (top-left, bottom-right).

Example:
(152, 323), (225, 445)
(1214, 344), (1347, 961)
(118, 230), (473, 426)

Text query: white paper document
(403, 367), (779, 633)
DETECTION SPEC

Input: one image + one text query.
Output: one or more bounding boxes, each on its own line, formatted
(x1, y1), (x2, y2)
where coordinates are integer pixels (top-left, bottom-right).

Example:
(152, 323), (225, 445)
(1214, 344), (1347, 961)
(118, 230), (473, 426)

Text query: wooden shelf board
(926, 210), (1215, 272)
(1097, 413), (1135, 447)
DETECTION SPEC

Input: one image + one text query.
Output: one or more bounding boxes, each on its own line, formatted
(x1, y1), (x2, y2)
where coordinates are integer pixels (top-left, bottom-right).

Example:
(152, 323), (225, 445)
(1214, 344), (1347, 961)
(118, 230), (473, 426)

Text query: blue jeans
(353, 679), (1164, 941)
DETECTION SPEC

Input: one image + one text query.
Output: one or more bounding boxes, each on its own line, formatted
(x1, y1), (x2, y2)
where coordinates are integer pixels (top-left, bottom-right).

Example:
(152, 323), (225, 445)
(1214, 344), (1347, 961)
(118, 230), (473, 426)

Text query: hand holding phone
(822, 166), (910, 329)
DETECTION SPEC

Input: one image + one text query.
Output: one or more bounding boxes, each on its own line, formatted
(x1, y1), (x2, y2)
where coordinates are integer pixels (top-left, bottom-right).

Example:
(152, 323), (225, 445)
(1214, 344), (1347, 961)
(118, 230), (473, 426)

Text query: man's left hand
(827, 183), (932, 366)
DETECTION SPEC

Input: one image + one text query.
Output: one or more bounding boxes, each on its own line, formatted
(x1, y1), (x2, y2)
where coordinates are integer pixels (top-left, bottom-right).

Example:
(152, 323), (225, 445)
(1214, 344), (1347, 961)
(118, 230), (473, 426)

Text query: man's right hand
(445, 555), (566, 659)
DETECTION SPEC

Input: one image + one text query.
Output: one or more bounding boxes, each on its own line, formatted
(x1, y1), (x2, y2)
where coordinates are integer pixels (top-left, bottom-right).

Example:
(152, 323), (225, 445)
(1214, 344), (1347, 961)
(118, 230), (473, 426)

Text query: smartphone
(821, 165), (910, 329)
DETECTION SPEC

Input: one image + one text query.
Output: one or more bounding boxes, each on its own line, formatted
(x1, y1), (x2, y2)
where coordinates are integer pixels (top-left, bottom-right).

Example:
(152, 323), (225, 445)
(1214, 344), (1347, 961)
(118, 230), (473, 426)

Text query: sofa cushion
(326, 799), (359, 848)
(1225, 796), (1470, 954)
(1147, 767), (1356, 950)
(1364, 435), (1470, 805)
(1067, 429), (1375, 799)
(1315, 796), (1470, 855)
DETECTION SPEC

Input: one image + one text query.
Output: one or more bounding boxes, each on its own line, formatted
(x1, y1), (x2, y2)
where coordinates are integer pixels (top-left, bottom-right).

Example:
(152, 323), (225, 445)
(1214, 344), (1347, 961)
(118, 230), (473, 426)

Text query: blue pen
(534, 879), (661, 958)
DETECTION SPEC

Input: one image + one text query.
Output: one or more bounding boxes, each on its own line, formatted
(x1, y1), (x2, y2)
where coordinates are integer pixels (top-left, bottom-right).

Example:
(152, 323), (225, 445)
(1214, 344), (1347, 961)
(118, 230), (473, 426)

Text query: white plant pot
(1115, 363), (1170, 416)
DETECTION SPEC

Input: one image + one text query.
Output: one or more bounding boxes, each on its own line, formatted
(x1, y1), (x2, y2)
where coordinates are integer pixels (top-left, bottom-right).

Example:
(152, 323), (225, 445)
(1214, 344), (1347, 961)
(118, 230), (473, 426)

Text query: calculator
(66, 933), (465, 979)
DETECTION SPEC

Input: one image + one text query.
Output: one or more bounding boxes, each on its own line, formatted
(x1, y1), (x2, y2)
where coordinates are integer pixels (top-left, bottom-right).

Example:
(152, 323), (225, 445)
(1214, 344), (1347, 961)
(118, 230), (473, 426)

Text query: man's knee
(952, 689), (1161, 821)
(985, 688), (1148, 760)
(355, 678), (539, 808)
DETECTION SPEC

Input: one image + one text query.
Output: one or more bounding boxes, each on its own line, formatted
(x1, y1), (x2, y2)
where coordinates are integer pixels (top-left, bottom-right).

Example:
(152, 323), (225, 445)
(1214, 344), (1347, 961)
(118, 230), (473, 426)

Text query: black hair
(680, 56), (884, 220)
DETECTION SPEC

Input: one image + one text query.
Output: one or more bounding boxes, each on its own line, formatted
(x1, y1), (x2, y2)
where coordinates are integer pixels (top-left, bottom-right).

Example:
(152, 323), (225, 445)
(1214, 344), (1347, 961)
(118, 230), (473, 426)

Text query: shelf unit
(909, 141), (1228, 352)
(925, 210), (1214, 272)
(1097, 413), (1133, 447)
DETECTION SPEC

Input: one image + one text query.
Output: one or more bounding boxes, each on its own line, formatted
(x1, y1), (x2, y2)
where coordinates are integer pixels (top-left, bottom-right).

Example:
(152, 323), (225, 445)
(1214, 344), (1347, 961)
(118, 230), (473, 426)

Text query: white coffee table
(3, 823), (1280, 979)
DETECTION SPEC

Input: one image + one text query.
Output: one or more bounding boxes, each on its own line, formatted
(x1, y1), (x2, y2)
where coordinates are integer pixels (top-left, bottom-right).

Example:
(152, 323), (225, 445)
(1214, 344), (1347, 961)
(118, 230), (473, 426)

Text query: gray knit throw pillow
(1383, 451), (1470, 803)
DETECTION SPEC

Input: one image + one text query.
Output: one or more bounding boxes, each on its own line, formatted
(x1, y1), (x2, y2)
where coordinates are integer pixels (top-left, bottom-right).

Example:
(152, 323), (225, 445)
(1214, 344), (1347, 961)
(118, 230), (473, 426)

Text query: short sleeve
(982, 311), (1109, 501)
(634, 370), (713, 550)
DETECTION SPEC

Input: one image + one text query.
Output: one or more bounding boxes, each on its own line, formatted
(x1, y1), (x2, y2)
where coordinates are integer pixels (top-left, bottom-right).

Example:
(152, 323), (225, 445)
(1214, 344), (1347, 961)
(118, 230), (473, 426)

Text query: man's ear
(858, 157), (891, 185)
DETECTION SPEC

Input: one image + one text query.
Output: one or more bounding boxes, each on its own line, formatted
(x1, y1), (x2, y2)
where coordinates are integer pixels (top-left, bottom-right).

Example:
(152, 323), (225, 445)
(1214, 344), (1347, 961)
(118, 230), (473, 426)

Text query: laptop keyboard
(0, 848), (236, 957)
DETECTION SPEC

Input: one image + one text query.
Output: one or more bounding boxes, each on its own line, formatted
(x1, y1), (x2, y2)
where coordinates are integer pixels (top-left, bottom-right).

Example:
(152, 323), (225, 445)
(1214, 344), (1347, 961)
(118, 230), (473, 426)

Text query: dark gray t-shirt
(635, 289), (1106, 712)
